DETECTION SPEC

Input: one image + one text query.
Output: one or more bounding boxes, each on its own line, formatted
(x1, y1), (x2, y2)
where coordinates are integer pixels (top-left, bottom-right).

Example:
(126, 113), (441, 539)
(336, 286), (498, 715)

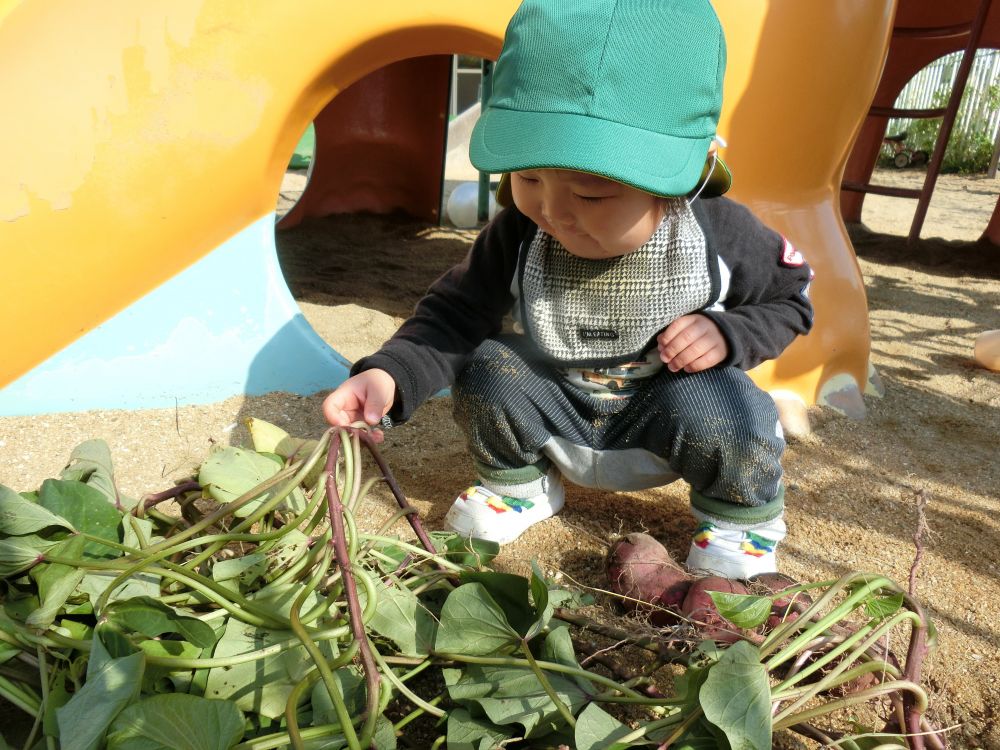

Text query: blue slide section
(0, 215), (349, 415)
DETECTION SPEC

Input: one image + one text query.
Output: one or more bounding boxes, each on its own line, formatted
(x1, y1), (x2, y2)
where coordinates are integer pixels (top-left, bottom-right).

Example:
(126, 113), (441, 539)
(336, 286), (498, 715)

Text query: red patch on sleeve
(779, 237), (805, 268)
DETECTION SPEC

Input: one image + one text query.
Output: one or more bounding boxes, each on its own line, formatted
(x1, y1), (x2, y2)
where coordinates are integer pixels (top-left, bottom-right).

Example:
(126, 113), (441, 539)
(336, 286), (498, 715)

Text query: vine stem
(553, 608), (689, 662)
(136, 480), (202, 514)
(325, 430), (381, 748)
(434, 652), (661, 702)
(35, 645), (56, 750)
(356, 430), (437, 555)
(519, 641), (576, 728)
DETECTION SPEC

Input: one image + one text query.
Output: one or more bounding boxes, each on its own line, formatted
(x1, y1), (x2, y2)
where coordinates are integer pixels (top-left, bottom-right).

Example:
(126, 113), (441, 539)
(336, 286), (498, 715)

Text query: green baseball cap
(471, 0), (728, 198)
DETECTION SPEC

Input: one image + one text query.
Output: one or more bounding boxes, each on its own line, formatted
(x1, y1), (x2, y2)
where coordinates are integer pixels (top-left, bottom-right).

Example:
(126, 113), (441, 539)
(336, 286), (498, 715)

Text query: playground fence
(886, 48), (1000, 173)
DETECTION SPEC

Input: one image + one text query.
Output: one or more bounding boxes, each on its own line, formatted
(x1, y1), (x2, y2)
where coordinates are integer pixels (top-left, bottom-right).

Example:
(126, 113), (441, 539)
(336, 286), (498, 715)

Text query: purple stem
(356, 430), (437, 555)
(138, 480), (201, 512)
(324, 431), (381, 736)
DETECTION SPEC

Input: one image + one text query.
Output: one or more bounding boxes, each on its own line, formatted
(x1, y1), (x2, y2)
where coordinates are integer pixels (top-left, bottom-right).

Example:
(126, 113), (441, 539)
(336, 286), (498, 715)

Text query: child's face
(510, 169), (666, 259)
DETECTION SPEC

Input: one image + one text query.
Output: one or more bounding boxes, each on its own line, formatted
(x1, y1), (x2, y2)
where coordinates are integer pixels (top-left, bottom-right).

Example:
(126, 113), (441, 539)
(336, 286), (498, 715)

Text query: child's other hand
(323, 369), (396, 431)
(657, 315), (728, 373)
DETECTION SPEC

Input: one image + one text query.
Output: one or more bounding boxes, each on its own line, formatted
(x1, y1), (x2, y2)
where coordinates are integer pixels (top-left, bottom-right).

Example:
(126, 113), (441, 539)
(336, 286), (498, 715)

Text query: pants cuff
(690, 484), (785, 526)
(474, 460), (549, 499)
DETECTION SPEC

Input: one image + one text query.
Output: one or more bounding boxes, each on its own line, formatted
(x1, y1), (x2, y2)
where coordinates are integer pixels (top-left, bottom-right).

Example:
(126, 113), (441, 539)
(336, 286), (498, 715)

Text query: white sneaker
(685, 513), (786, 579)
(444, 469), (565, 544)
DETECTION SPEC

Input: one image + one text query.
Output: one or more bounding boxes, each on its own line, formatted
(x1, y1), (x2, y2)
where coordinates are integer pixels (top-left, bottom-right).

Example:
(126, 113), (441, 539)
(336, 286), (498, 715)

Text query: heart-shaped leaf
(39, 479), (122, 559)
(574, 703), (636, 750)
(104, 597), (216, 648)
(197, 448), (281, 517)
(56, 635), (145, 750)
(436, 582), (520, 656)
(0, 484), (75, 535)
(60, 440), (123, 509)
(106, 694), (244, 750)
(459, 572), (534, 637)
(27, 535), (87, 628)
(0, 534), (61, 577)
(708, 591), (773, 629)
(699, 640), (771, 750)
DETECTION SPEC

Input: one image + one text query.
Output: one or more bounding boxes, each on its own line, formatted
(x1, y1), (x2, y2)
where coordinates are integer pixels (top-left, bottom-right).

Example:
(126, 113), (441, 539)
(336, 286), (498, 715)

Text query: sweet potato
(746, 572), (812, 630)
(606, 532), (693, 625)
(680, 576), (749, 643)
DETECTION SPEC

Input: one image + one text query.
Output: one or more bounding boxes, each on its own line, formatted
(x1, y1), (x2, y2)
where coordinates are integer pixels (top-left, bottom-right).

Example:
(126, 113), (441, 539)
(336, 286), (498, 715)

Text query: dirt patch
(1, 174), (998, 746)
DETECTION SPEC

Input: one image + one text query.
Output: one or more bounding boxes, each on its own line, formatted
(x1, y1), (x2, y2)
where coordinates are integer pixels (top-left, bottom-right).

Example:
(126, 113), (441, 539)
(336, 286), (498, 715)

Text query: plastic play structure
(842, 0), (1000, 244)
(1, 0), (905, 420)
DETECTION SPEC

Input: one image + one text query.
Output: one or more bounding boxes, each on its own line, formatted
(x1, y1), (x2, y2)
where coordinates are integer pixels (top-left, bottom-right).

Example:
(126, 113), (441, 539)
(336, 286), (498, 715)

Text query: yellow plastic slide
(0, 0), (895, 418)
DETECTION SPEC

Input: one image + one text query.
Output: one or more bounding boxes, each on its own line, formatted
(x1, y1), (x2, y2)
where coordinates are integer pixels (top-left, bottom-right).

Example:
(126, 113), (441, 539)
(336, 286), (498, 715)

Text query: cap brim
(494, 152), (732, 208)
(471, 107), (712, 199)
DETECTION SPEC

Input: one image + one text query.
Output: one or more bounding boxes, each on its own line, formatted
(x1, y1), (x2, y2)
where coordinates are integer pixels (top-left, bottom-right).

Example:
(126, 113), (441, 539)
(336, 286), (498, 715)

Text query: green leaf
(55, 618), (93, 641)
(435, 582), (520, 656)
(245, 418), (316, 462)
(368, 577), (437, 656)
(448, 663), (589, 738)
(459, 572), (534, 636)
(310, 666), (365, 723)
(843, 722), (907, 749)
(259, 529), (310, 579)
(430, 531), (500, 568)
(43, 672), (72, 739)
(248, 581), (321, 620)
(372, 715), (398, 750)
(138, 638), (205, 695)
(57, 634), (145, 750)
(0, 484), (75, 535)
(541, 626), (593, 695)
(121, 515), (155, 550)
(865, 592), (904, 622)
(663, 717), (728, 750)
(197, 447), (281, 517)
(0, 642), (18, 666)
(708, 591), (773, 630)
(0, 534), (60, 577)
(27, 535), (87, 628)
(60, 439), (123, 508)
(106, 694), (244, 750)
(211, 552), (267, 592)
(527, 562), (554, 641)
(105, 597), (217, 648)
(38, 479), (122, 559)
(699, 640), (771, 750)
(574, 703), (636, 750)
(205, 619), (334, 719)
(99, 622), (143, 658)
(446, 708), (515, 750)
(79, 570), (161, 605)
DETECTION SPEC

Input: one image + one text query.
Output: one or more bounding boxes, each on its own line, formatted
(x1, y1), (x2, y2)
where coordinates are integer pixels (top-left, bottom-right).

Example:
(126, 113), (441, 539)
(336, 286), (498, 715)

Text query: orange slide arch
(0, 0), (895, 422)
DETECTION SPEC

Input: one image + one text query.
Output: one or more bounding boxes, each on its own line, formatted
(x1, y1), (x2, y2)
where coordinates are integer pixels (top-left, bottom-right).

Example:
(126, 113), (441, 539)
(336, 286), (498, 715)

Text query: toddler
(323, 0), (813, 579)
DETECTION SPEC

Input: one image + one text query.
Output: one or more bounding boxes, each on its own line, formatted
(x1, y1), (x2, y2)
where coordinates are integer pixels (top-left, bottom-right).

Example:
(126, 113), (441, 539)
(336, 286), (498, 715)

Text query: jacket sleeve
(350, 205), (532, 422)
(694, 197), (814, 371)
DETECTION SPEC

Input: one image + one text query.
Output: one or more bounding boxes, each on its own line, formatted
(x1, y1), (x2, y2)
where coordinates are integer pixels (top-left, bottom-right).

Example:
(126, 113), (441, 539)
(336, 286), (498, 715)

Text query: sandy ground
(1, 168), (998, 747)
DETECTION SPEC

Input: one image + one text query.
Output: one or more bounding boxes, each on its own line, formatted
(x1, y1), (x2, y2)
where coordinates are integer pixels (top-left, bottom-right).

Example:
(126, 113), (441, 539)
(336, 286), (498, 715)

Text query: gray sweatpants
(452, 334), (785, 525)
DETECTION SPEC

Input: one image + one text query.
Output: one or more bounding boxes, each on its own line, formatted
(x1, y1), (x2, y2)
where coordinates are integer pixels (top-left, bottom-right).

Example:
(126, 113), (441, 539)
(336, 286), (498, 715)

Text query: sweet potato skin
(680, 576), (749, 643)
(746, 572), (811, 630)
(606, 533), (693, 625)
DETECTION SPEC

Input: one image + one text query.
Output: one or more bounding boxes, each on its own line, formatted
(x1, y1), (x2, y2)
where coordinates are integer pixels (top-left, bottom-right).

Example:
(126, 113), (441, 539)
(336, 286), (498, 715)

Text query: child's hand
(657, 315), (728, 373)
(323, 369), (396, 429)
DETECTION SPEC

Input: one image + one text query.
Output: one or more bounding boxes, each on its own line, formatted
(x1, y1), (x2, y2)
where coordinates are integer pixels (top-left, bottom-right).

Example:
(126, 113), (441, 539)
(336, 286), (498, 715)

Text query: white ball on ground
(447, 182), (496, 228)
(973, 330), (1000, 371)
